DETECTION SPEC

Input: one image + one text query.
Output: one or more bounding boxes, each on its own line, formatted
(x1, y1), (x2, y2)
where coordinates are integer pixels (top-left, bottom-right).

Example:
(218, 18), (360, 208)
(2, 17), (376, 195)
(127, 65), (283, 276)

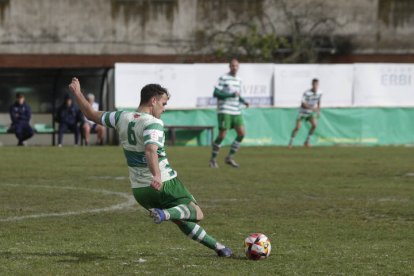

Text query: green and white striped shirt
(299, 89), (322, 115)
(214, 73), (246, 115)
(100, 111), (177, 188)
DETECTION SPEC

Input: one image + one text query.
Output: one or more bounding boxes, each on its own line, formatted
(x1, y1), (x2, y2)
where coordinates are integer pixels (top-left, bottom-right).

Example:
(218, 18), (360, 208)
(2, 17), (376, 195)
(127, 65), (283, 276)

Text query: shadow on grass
(0, 250), (247, 263)
(189, 252), (247, 260)
(0, 251), (110, 263)
(229, 255), (249, 261)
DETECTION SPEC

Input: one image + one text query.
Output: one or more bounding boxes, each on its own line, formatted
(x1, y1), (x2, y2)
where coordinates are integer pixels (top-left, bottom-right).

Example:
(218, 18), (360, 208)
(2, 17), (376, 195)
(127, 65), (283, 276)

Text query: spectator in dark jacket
(9, 93), (34, 146)
(56, 95), (83, 147)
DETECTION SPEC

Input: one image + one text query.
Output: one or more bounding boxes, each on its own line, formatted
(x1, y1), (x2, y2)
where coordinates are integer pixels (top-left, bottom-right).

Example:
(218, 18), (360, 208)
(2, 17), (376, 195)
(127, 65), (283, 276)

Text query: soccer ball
(244, 233), (271, 260)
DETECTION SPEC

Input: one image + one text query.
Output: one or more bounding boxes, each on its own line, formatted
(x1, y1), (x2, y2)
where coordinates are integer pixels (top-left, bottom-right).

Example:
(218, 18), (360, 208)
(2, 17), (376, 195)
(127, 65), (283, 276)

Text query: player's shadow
(191, 252), (247, 260)
(229, 255), (248, 260)
(0, 251), (109, 263)
(1, 251), (246, 262)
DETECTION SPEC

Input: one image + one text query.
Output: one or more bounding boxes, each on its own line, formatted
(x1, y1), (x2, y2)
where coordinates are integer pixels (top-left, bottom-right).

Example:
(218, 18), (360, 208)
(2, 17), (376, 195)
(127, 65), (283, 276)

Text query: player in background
(288, 78), (322, 148)
(68, 78), (232, 258)
(209, 58), (249, 168)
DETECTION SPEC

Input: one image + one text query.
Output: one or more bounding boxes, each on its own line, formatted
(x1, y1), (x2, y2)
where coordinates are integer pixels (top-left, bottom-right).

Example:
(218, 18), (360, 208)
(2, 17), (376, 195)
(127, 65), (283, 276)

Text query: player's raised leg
(149, 201), (203, 223)
(143, 178), (233, 257)
(136, 178), (201, 223)
(288, 119), (301, 148)
(148, 202), (233, 257)
(225, 124), (244, 168)
(304, 117), (317, 147)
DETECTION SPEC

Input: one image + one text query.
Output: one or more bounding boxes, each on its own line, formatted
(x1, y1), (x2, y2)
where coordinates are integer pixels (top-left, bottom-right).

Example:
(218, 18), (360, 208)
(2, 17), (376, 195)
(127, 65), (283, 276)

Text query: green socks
(211, 137), (223, 160)
(163, 204), (197, 221)
(227, 135), (243, 158)
(173, 220), (225, 251)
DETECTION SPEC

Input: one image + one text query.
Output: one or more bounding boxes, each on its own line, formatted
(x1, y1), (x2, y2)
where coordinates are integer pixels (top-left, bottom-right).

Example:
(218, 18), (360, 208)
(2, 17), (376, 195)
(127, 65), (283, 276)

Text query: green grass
(0, 146), (413, 275)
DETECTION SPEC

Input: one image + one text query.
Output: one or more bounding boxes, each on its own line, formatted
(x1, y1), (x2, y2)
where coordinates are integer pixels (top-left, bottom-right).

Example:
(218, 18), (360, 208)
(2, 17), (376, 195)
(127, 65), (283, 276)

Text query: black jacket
(56, 104), (83, 125)
(9, 102), (32, 125)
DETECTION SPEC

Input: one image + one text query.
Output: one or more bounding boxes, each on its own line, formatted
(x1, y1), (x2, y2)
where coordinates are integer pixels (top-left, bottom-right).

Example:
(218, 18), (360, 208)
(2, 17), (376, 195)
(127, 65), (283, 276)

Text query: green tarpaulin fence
(160, 108), (414, 146)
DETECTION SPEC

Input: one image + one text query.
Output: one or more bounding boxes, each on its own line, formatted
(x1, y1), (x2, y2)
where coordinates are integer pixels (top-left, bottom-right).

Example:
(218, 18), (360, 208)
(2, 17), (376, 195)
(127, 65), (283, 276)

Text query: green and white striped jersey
(299, 89), (322, 115)
(100, 111), (177, 188)
(214, 73), (245, 115)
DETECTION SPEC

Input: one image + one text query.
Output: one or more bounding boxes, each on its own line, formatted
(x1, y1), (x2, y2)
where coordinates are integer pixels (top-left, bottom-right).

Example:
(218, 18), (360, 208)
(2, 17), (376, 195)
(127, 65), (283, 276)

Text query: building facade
(0, 0), (413, 67)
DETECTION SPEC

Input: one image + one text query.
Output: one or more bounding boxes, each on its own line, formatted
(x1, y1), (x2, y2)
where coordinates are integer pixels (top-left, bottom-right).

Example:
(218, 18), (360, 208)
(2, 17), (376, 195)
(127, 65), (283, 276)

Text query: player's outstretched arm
(145, 144), (163, 191)
(68, 77), (103, 124)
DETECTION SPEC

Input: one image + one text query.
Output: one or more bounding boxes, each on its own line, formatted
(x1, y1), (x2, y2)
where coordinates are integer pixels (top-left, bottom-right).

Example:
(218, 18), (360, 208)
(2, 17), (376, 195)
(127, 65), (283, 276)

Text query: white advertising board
(194, 63), (274, 107)
(115, 63), (196, 109)
(116, 63), (414, 109)
(115, 63), (274, 109)
(353, 64), (414, 107)
(273, 64), (354, 107)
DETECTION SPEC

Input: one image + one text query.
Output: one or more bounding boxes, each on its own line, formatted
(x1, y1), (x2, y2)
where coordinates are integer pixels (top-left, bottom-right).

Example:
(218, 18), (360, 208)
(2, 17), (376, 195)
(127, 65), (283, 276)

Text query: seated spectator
(82, 93), (105, 145)
(9, 93), (34, 146)
(56, 95), (83, 147)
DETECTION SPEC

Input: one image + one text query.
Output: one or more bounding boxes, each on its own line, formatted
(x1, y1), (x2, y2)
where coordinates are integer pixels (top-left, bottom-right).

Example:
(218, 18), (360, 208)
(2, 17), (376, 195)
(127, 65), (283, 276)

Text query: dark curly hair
(140, 84), (170, 105)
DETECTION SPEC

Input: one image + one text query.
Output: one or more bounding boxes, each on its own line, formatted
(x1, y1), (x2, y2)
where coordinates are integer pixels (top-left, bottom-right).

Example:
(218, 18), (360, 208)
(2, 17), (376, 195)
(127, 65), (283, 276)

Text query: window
(0, 69), (108, 113)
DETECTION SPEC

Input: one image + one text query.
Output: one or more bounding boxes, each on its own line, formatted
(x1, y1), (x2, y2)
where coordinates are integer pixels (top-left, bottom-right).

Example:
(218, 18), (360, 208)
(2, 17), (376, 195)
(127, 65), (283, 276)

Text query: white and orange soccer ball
(244, 233), (271, 260)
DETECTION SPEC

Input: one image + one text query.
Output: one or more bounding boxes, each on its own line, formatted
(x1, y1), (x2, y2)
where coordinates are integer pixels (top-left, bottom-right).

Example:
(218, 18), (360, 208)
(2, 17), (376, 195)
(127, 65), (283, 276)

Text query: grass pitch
(0, 146), (413, 275)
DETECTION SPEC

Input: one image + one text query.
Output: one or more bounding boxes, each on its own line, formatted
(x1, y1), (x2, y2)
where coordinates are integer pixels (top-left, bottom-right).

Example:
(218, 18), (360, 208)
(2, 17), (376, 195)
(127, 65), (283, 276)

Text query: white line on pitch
(0, 183), (137, 222)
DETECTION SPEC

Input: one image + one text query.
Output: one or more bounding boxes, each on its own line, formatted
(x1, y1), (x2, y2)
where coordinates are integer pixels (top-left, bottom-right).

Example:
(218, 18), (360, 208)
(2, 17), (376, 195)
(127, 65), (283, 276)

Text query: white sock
(215, 242), (225, 251)
(163, 210), (170, 220)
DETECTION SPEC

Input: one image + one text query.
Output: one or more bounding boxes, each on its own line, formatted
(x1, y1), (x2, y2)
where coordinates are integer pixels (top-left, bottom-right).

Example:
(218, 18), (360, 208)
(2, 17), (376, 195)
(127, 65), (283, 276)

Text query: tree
(190, 0), (347, 63)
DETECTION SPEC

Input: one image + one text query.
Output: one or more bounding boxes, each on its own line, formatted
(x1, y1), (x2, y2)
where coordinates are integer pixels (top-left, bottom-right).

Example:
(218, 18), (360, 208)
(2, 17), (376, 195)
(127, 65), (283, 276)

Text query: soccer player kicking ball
(68, 78), (232, 257)
(288, 78), (322, 148)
